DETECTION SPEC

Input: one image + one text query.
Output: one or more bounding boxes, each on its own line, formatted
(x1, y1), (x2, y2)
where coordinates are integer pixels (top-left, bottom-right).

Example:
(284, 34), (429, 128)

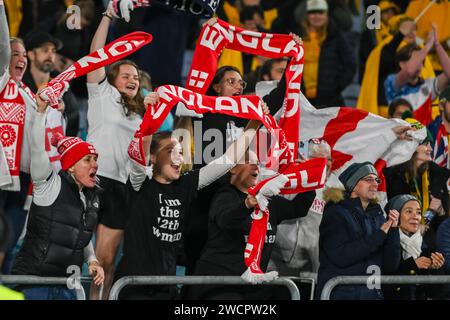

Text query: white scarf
(399, 229), (423, 260)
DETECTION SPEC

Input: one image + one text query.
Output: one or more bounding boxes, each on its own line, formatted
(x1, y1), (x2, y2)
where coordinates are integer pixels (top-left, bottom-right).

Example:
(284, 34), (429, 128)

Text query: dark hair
(239, 5), (264, 23)
(107, 60), (145, 117)
(403, 152), (429, 185)
(388, 98), (413, 117)
(150, 131), (174, 155)
(259, 57), (289, 81)
(395, 43), (421, 69)
(206, 65), (242, 96)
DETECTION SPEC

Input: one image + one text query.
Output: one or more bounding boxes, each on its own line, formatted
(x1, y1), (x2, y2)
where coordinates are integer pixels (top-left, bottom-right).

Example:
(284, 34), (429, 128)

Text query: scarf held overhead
(39, 32), (153, 107)
(130, 84), (292, 167)
(186, 18), (304, 158)
(242, 158), (328, 283)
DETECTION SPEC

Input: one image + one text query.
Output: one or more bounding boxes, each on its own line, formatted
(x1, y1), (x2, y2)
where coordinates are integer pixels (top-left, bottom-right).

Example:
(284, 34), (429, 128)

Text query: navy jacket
(437, 218), (450, 274)
(317, 197), (400, 300)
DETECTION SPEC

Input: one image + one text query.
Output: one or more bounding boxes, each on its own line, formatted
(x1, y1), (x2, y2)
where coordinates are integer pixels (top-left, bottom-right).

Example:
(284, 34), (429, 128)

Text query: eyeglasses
(360, 177), (382, 184)
(223, 78), (247, 89)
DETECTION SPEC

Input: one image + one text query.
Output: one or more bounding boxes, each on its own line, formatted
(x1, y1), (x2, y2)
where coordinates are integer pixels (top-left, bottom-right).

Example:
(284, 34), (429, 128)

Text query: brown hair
(150, 131), (174, 155)
(206, 65), (242, 96)
(107, 60), (145, 117)
(395, 43), (421, 70)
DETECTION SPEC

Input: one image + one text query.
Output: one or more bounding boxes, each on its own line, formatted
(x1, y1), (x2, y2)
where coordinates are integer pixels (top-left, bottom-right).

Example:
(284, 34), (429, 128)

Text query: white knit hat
(307, 0), (328, 12)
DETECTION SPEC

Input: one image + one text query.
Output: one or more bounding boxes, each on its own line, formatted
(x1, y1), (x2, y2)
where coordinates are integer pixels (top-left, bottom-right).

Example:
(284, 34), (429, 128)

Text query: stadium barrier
(109, 275), (301, 300)
(320, 275), (450, 300)
(0, 275), (94, 300)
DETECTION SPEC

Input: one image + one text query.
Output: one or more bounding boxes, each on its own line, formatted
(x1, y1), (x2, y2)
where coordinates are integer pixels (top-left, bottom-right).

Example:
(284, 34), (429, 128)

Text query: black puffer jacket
(292, 21), (356, 107)
(12, 171), (99, 277)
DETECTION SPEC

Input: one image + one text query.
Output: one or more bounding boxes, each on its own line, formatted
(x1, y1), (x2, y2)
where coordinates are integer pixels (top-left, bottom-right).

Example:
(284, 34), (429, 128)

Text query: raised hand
(203, 17), (218, 27)
(289, 33), (303, 46)
(388, 209), (399, 228)
(245, 194), (258, 209)
(144, 91), (160, 106)
(392, 125), (413, 141)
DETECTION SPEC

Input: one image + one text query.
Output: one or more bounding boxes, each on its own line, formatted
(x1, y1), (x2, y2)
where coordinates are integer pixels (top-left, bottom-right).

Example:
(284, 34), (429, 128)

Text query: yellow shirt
(4, 0), (22, 37)
(303, 32), (324, 99)
(406, 0), (450, 71)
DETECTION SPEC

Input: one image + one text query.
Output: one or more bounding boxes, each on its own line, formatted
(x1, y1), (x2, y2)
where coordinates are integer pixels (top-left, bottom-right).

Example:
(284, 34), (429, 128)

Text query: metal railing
(0, 275), (89, 300)
(320, 275), (450, 300)
(109, 276), (301, 300)
(289, 276), (316, 300)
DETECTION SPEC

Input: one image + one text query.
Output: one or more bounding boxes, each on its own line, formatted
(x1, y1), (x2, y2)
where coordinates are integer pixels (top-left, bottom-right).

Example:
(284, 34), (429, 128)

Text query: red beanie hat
(51, 133), (98, 171)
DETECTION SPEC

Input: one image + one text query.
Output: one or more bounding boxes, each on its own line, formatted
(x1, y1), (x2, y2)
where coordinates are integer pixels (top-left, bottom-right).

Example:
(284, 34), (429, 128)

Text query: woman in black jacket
(272, 0), (355, 107)
(187, 149), (315, 300)
(383, 135), (450, 250)
(12, 95), (104, 300)
(383, 194), (445, 300)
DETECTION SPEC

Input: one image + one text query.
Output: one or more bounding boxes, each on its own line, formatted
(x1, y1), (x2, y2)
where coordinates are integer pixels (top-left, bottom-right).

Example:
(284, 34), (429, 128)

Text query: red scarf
(40, 32), (153, 107)
(186, 19), (304, 159)
(242, 158), (327, 282)
(130, 85), (283, 164)
(0, 78), (27, 191)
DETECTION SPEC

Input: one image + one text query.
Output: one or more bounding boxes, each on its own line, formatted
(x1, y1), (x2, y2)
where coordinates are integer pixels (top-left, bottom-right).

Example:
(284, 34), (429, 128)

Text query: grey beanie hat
(338, 162), (378, 193)
(384, 194), (420, 213)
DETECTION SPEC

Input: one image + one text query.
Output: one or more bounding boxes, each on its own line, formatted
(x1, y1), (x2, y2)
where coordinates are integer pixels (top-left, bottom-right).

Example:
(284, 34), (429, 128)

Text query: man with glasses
(316, 161), (401, 300)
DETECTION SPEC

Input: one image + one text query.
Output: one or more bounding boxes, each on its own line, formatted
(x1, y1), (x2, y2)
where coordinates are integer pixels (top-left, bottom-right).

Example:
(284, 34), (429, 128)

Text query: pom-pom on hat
(51, 133), (97, 171)
(401, 111), (433, 144)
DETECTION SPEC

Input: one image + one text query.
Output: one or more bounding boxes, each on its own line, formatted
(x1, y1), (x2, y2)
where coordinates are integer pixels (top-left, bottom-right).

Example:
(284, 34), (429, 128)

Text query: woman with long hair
(384, 132), (450, 250)
(86, 4), (155, 299)
(293, 0), (355, 107)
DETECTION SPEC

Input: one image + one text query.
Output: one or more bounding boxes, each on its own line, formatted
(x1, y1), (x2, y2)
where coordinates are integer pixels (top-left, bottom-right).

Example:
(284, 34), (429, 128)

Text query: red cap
(51, 133), (98, 171)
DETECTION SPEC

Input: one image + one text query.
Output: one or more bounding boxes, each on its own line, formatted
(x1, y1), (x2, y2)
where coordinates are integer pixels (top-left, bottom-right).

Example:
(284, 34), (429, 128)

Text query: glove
(108, 0), (151, 22)
(255, 174), (288, 211)
(128, 133), (147, 166)
(38, 81), (69, 109)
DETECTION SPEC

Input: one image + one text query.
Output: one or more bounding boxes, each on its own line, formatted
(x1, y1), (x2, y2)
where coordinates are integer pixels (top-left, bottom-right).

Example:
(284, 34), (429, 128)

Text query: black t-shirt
(196, 184), (315, 276)
(115, 170), (200, 280)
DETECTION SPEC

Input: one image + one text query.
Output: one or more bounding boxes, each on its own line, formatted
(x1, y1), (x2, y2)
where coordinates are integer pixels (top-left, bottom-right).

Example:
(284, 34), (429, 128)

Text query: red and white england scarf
(39, 32), (153, 107)
(186, 19), (304, 159)
(242, 157), (328, 283)
(130, 85), (282, 164)
(0, 78), (27, 191)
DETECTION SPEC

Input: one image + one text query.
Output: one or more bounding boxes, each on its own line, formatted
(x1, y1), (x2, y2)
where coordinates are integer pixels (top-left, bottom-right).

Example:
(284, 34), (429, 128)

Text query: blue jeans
(0, 198), (28, 274)
(21, 286), (76, 300)
(0, 172), (31, 274)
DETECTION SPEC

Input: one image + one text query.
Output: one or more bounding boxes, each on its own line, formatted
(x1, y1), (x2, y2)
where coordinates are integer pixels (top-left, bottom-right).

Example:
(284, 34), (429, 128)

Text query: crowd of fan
(1, 0), (450, 300)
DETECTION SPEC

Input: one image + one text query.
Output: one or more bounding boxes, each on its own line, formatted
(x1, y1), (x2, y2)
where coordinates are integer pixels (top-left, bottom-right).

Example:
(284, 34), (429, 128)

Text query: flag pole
(414, 0), (437, 23)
